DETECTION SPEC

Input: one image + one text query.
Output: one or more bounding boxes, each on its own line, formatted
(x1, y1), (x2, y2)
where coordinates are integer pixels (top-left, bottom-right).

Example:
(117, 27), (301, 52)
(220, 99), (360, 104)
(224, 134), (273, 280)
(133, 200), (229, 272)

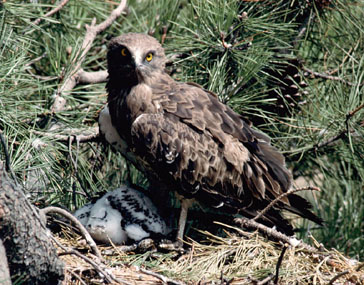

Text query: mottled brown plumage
(103, 33), (322, 238)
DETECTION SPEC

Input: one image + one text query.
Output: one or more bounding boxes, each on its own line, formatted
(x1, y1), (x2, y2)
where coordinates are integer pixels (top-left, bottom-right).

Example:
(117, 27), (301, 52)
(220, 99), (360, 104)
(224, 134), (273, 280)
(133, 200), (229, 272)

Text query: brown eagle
(100, 33), (322, 241)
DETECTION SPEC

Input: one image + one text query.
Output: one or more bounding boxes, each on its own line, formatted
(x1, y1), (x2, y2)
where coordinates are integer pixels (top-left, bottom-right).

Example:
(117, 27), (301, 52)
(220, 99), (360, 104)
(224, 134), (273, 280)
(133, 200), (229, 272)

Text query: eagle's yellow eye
(145, 53), (153, 62)
(121, 48), (127, 56)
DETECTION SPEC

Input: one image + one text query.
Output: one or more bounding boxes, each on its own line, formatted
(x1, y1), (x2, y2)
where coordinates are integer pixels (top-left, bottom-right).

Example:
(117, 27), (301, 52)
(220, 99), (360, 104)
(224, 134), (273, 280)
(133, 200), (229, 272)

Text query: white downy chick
(74, 186), (169, 245)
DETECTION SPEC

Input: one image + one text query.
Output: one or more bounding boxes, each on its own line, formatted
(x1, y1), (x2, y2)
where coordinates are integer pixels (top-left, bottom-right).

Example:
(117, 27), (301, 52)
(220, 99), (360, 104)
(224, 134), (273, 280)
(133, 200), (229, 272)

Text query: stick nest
(55, 223), (364, 284)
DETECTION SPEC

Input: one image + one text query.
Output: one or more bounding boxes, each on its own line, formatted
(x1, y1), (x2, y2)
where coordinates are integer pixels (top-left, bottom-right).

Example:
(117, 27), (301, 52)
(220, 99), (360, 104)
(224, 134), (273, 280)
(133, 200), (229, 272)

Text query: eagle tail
(250, 131), (323, 226)
(242, 207), (295, 236)
(285, 194), (323, 225)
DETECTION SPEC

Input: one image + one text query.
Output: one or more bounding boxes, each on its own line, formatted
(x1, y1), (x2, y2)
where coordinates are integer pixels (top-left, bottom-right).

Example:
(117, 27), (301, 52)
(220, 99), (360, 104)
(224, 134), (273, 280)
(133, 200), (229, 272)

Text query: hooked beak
(135, 64), (144, 82)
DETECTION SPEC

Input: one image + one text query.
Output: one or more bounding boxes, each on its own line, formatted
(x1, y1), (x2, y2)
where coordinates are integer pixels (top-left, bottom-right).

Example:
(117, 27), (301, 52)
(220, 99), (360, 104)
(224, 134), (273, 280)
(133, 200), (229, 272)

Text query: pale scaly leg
(159, 197), (194, 251)
(176, 197), (194, 242)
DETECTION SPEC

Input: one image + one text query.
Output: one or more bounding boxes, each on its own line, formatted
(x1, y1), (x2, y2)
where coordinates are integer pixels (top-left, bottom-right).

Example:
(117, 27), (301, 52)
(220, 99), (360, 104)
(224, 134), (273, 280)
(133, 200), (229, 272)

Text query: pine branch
(312, 102), (364, 151)
(253, 186), (320, 222)
(32, 127), (100, 143)
(233, 217), (318, 252)
(32, 0), (70, 26)
(302, 66), (364, 87)
(139, 268), (186, 285)
(41, 206), (103, 261)
(52, 0), (127, 112)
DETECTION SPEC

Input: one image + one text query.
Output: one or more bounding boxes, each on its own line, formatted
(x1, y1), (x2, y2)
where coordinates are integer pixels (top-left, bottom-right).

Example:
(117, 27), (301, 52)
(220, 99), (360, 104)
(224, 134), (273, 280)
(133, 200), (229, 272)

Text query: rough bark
(0, 239), (11, 285)
(0, 162), (64, 284)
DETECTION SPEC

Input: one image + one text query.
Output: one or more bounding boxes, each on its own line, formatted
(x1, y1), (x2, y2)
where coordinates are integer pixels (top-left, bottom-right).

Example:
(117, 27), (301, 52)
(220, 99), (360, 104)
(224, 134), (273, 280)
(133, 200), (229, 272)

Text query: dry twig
(256, 275), (274, 285)
(32, 0), (70, 26)
(253, 186), (320, 222)
(41, 206), (103, 261)
(234, 217), (319, 252)
(139, 267), (186, 285)
(274, 244), (288, 284)
(66, 268), (87, 285)
(52, 0), (127, 112)
(302, 66), (364, 87)
(32, 127), (99, 143)
(328, 262), (364, 285)
(312, 101), (364, 151)
(54, 241), (130, 285)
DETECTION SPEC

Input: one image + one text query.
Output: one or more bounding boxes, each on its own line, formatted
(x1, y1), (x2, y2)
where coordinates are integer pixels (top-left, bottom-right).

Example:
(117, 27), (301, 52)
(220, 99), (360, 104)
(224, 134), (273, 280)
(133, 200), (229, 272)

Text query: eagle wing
(129, 80), (321, 234)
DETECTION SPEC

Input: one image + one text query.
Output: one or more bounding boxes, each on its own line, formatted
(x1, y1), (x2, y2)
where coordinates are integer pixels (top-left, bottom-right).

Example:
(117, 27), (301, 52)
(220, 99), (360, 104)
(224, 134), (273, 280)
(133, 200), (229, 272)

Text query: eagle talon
(158, 239), (185, 253)
(136, 238), (156, 251)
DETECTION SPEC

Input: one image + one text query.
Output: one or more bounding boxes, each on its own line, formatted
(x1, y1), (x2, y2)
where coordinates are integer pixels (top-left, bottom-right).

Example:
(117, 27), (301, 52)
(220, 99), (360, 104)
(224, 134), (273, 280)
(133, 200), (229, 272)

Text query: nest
(55, 223), (364, 285)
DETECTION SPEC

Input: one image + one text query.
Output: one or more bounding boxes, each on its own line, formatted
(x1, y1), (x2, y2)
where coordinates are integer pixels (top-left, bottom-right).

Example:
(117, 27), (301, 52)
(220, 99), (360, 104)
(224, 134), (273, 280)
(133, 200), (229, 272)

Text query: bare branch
(348, 101), (364, 119)
(66, 269), (87, 285)
(253, 186), (320, 222)
(234, 217), (319, 252)
(32, 127), (99, 143)
(274, 244), (288, 284)
(32, 0), (70, 26)
(139, 268), (187, 285)
(25, 52), (47, 67)
(256, 274), (274, 285)
(78, 69), (108, 84)
(302, 66), (364, 87)
(328, 270), (350, 285)
(52, 234), (130, 285)
(312, 102), (364, 151)
(41, 206), (103, 261)
(52, 0), (127, 112)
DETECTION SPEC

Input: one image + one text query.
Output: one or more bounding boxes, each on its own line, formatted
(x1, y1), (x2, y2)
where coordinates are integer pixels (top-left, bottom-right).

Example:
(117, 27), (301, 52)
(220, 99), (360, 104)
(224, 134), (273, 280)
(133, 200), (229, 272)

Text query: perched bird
(101, 33), (322, 241)
(74, 186), (169, 245)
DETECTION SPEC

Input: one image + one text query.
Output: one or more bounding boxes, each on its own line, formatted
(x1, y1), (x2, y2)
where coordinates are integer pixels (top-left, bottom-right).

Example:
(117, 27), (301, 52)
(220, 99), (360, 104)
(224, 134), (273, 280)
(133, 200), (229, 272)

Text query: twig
(274, 244), (287, 284)
(253, 186), (320, 222)
(78, 69), (108, 84)
(328, 270), (350, 285)
(52, 0), (127, 112)
(219, 271), (234, 285)
(356, 262), (364, 271)
(41, 206), (103, 261)
(302, 66), (364, 87)
(256, 274), (274, 285)
(59, 251), (116, 283)
(272, 117), (322, 131)
(52, 235), (131, 285)
(139, 268), (186, 285)
(328, 262), (364, 285)
(25, 52), (47, 67)
(314, 132), (345, 150)
(66, 268), (87, 285)
(21, 102), (97, 124)
(26, 69), (59, 81)
(347, 101), (364, 119)
(0, 132), (13, 177)
(293, 11), (315, 48)
(312, 102), (364, 151)
(32, 0), (70, 26)
(32, 127), (100, 143)
(234, 217), (319, 252)
(161, 26), (168, 45)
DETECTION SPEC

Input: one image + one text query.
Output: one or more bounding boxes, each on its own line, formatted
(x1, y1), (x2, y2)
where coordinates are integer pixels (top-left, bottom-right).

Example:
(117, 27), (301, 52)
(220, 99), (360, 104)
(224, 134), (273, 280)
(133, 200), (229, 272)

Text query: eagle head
(107, 33), (166, 86)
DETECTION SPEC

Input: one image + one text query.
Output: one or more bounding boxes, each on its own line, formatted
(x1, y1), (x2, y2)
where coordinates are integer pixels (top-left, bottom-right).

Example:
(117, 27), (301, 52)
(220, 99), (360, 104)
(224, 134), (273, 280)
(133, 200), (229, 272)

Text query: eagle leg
(176, 198), (194, 242)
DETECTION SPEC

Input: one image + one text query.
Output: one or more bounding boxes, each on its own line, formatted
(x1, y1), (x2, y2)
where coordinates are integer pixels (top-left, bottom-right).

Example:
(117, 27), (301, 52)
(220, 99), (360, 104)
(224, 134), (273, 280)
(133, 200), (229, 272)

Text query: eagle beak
(135, 65), (144, 81)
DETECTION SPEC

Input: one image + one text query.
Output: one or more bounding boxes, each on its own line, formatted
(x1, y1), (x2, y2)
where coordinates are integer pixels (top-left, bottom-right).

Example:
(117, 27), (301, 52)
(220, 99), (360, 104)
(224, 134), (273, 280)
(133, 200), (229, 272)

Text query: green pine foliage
(0, 0), (363, 259)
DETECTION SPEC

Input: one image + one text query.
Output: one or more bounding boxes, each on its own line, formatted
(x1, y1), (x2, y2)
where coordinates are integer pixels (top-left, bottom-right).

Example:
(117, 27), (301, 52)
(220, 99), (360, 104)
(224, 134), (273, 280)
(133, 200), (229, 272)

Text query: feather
(104, 33), (323, 238)
(74, 186), (170, 245)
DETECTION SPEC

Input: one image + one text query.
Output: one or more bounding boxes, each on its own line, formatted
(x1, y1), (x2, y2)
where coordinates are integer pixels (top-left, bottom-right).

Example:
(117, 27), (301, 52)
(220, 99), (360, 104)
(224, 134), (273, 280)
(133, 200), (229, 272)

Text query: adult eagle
(100, 33), (322, 241)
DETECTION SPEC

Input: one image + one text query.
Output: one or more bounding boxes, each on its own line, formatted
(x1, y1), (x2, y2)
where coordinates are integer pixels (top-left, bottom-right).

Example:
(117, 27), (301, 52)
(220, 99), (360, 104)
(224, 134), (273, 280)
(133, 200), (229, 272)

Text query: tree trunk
(0, 162), (64, 284)
(0, 239), (11, 285)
